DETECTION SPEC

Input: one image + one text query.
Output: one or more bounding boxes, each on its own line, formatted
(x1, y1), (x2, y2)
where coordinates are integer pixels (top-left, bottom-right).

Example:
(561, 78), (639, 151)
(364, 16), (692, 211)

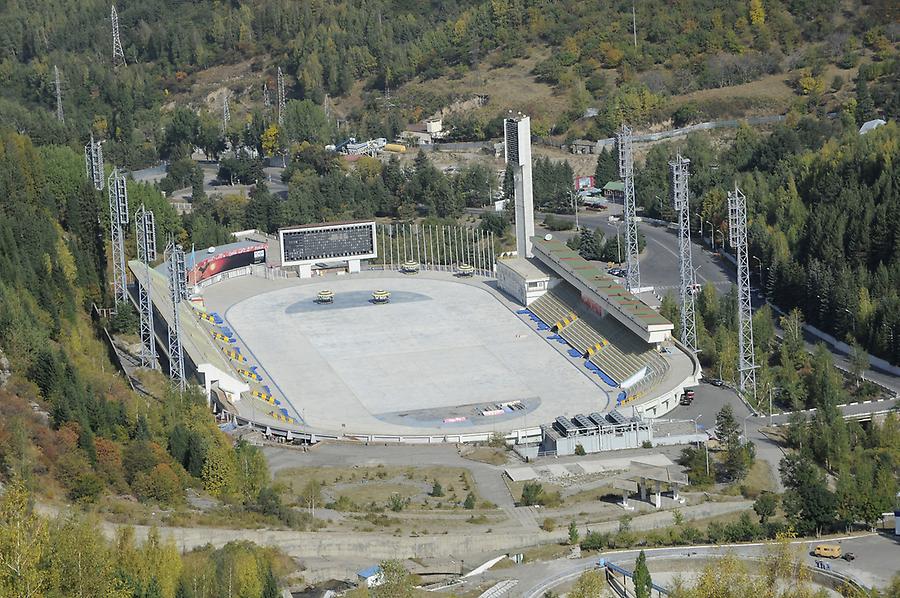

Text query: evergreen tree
(578, 227), (602, 260)
(593, 147), (618, 186)
(633, 550), (652, 598)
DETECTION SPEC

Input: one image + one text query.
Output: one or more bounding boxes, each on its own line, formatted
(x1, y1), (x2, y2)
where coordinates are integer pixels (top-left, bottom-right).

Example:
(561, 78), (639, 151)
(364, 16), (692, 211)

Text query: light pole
(614, 221), (623, 263)
(570, 190), (580, 231)
(705, 221), (714, 250)
(751, 255), (763, 284)
(714, 229), (725, 252)
(742, 412), (754, 443)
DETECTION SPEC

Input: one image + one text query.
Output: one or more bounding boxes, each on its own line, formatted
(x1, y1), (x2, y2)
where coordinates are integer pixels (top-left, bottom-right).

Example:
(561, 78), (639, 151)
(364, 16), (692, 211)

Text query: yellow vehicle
(813, 544), (842, 559)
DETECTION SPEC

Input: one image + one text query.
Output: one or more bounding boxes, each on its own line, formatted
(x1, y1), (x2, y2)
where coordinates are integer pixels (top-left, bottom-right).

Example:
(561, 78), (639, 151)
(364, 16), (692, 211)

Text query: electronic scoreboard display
(279, 221), (377, 265)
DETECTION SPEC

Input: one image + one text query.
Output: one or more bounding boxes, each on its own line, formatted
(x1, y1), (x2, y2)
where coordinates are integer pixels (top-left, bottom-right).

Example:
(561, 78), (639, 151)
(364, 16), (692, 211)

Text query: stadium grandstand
(498, 234), (698, 417)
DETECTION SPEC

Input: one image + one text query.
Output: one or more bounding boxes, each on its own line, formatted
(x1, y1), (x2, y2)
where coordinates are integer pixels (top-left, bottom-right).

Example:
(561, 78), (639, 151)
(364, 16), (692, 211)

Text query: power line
(111, 4), (126, 67)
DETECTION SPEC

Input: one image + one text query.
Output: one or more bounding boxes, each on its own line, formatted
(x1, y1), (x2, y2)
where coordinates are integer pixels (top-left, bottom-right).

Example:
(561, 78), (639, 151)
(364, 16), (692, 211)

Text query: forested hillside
(0, 130), (302, 593)
(626, 117), (900, 365)
(2, 0), (897, 166)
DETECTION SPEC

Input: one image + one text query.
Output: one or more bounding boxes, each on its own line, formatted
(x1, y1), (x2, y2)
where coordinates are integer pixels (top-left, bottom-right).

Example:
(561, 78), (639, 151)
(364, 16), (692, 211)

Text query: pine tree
(578, 227), (601, 261)
(633, 550), (652, 598)
(593, 147), (618, 187)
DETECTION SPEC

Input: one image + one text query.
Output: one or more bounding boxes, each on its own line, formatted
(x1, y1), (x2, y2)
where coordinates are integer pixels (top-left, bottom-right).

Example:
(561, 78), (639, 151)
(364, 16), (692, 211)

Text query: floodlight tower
(111, 5), (126, 67)
(165, 239), (187, 390)
(617, 125), (641, 292)
(728, 184), (757, 401)
(276, 67), (286, 126)
(669, 155), (697, 353)
(84, 135), (104, 191)
(107, 169), (129, 306)
(503, 112), (535, 259)
(54, 66), (64, 123)
(222, 93), (231, 135)
(135, 204), (157, 369)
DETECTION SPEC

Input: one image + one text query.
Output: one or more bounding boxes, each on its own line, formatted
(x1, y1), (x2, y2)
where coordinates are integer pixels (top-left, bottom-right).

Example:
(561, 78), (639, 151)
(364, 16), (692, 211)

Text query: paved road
(509, 533), (898, 597)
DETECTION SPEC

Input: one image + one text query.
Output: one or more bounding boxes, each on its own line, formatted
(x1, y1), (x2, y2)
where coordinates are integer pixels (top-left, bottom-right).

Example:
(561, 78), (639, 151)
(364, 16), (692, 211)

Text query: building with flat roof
(496, 257), (553, 306)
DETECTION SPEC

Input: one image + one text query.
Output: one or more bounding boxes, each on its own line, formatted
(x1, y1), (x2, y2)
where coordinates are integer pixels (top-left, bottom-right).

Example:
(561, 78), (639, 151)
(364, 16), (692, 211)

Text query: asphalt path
(513, 533), (898, 597)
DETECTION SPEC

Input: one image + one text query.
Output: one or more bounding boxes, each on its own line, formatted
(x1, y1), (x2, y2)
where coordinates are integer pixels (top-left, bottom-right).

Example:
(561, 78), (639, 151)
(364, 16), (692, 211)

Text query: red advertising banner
(189, 244), (267, 284)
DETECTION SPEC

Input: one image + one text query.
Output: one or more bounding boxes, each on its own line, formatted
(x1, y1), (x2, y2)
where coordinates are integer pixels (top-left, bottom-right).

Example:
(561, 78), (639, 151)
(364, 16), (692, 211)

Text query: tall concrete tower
(504, 113), (535, 258)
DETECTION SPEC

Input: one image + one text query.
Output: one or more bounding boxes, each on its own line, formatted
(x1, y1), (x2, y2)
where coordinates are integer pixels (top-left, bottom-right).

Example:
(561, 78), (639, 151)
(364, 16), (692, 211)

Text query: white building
(497, 257), (552, 306)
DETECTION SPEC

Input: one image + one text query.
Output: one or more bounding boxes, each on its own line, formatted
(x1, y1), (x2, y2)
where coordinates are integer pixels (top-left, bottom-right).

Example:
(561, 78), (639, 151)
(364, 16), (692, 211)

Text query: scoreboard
(279, 221), (377, 266)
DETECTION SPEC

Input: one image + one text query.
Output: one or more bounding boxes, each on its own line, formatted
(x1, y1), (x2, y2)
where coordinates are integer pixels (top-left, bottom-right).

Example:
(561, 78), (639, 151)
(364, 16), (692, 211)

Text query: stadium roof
(530, 235), (673, 340)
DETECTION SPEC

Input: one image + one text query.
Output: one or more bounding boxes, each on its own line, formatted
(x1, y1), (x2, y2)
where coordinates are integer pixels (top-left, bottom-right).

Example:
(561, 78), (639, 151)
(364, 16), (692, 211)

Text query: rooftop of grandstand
(499, 257), (552, 280)
(530, 235), (673, 342)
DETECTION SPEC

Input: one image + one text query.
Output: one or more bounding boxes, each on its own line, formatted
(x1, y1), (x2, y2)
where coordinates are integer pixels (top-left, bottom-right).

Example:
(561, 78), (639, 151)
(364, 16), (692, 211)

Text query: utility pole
(111, 4), (126, 67)
(107, 169), (129, 308)
(54, 66), (64, 123)
(165, 239), (187, 391)
(669, 154), (697, 353)
(631, 1), (638, 48)
(263, 81), (270, 110)
(276, 67), (286, 126)
(728, 184), (757, 402)
(616, 125), (641, 291)
(135, 205), (157, 369)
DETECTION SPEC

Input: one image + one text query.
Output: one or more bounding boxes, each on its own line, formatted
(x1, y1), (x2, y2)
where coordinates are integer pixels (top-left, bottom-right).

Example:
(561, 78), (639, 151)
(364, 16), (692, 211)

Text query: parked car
(813, 544), (842, 559)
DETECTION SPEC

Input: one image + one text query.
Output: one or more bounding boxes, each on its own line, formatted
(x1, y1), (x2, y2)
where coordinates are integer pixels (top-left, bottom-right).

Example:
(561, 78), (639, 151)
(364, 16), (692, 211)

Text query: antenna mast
(111, 5), (126, 67)
(617, 124), (641, 292)
(135, 204), (157, 369)
(54, 66), (64, 122)
(669, 155), (697, 352)
(728, 184), (757, 401)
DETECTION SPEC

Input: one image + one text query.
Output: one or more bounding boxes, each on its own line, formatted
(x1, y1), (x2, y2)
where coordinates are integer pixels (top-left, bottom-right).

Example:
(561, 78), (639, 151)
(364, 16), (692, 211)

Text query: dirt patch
(460, 446), (509, 466)
(275, 464), (483, 511)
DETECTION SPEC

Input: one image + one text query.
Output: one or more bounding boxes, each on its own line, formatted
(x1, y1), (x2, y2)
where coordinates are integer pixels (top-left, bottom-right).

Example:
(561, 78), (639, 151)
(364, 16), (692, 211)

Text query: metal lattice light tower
(111, 5), (126, 67)
(728, 184), (757, 400)
(670, 155), (697, 353)
(54, 66), (64, 123)
(84, 135), (104, 191)
(165, 239), (187, 390)
(108, 169), (129, 306)
(135, 204), (157, 369)
(222, 93), (230, 135)
(617, 124), (641, 291)
(276, 67), (286, 126)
